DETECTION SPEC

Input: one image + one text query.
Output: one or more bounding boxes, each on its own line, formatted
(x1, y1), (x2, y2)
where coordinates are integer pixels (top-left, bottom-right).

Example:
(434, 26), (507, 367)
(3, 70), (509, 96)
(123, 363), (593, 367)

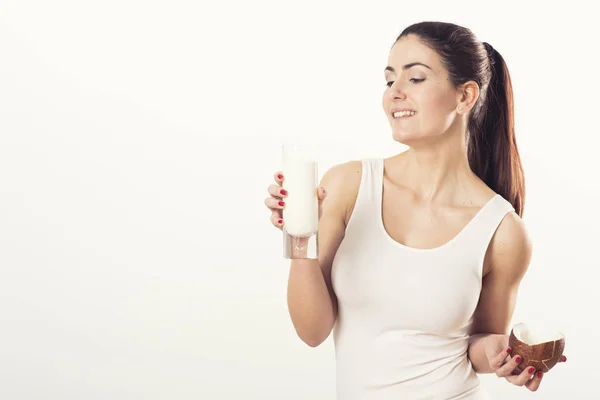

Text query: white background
(1, 1), (598, 399)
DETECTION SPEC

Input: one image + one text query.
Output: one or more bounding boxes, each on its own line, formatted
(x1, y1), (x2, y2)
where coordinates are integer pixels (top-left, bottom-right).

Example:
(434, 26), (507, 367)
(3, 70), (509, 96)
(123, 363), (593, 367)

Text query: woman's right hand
(265, 171), (327, 231)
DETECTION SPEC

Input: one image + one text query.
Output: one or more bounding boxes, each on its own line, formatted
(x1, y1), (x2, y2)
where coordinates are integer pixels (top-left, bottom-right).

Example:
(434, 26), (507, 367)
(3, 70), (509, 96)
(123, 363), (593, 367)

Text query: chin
(391, 129), (421, 146)
(391, 123), (446, 147)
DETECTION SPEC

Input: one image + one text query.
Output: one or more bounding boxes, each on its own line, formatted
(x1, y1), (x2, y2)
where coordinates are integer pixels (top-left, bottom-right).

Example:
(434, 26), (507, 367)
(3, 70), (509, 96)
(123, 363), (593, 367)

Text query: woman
(264, 21), (566, 399)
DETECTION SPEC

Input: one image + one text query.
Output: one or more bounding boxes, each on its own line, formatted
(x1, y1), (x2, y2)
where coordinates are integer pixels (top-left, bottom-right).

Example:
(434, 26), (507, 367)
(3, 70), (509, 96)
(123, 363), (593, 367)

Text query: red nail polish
(528, 367), (535, 374)
(278, 219), (283, 224)
(280, 189), (287, 195)
(506, 347), (512, 354)
(515, 356), (522, 363)
(537, 371), (543, 378)
(278, 174), (283, 179)
(278, 201), (285, 206)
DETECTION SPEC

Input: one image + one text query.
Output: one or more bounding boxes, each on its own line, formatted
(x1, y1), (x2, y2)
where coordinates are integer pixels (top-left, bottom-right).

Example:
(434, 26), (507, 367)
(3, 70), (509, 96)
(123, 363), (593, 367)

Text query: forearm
(467, 333), (496, 373)
(287, 257), (335, 347)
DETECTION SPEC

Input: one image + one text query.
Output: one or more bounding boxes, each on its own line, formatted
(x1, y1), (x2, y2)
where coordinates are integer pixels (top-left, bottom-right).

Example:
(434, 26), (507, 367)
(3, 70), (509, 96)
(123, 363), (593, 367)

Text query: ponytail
(467, 43), (526, 216)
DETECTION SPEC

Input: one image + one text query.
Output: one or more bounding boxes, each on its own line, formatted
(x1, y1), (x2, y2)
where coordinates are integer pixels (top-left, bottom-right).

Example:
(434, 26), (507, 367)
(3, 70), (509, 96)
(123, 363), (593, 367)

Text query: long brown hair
(395, 22), (526, 216)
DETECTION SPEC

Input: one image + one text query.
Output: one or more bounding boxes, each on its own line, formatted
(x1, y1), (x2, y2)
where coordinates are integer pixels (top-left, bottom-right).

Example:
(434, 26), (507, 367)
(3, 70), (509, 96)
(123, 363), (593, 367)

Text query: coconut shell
(508, 327), (565, 373)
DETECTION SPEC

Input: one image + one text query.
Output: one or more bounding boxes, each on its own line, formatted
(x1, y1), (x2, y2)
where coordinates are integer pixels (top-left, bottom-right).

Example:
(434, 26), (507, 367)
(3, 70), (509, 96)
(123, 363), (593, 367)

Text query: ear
(456, 81), (479, 114)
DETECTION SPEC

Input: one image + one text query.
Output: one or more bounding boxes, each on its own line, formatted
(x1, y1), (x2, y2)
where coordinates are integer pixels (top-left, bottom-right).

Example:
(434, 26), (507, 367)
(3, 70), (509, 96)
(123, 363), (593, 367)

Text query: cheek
(422, 90), (447, 108)
(418, 90), (454, 120)
(382, 91), (391, 111)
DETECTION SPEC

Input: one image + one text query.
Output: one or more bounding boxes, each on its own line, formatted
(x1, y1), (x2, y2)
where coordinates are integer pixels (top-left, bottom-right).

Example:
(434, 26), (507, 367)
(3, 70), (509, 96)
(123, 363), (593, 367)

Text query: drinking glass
(281, 144), (319, 259)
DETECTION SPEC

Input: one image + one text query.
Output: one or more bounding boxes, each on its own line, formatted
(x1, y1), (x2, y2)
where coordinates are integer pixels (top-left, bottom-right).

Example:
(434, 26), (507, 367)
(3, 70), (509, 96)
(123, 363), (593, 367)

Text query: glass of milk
(281, 144), (319, 259)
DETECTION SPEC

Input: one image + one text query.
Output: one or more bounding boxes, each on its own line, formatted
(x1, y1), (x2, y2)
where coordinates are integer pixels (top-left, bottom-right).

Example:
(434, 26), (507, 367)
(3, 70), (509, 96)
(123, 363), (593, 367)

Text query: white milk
(282, 159), (319, 237)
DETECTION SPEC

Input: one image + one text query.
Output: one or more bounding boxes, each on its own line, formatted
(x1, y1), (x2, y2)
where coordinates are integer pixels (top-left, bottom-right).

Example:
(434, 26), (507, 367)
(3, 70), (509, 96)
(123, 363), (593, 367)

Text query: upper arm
(316, 160), (362, 317)
(469, 211), (533, 336)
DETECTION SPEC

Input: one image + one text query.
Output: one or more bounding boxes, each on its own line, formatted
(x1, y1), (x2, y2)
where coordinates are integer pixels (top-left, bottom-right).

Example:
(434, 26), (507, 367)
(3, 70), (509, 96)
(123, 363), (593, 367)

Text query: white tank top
(331, 158), (515, 400)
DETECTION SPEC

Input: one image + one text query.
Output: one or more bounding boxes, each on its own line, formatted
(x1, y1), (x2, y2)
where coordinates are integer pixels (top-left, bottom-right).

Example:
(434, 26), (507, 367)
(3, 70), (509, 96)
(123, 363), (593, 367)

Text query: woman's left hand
(484, 333), (567, 392)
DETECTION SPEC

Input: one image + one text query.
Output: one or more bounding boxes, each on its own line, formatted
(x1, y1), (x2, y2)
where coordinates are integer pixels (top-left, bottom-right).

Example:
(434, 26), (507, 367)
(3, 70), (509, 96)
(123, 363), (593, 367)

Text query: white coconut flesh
(513, 323), (565, 345)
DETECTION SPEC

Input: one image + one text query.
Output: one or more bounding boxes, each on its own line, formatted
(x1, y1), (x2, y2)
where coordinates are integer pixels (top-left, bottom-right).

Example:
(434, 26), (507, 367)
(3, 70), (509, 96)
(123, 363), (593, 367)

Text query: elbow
(291, 314), (336, 348)
(297, 330), (330, 348)
(303, 339), (321, 348)
(303, 336), (325, 348)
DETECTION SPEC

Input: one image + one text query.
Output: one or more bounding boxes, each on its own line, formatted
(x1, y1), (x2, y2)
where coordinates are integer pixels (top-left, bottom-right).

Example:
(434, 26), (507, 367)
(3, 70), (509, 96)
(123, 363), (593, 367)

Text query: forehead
(386, 35), (441, 73)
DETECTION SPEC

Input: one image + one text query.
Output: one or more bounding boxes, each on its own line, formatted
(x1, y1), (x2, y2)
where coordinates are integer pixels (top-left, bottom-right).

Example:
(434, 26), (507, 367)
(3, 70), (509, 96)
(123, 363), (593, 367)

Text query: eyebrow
(384, 62), (432, 74)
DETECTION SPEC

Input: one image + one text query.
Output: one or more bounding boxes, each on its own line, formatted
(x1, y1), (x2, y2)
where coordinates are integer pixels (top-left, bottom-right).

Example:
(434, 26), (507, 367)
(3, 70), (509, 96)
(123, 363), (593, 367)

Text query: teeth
(393, 110), (416, 118)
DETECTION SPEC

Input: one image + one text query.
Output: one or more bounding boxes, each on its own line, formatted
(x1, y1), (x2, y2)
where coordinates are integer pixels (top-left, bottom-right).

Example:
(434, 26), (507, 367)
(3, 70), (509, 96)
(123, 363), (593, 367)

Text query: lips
(390, 107), (416, 115)
(392, 114), (415, 121)
(390, 107), (417, 120)
(392, 111), (416, 120)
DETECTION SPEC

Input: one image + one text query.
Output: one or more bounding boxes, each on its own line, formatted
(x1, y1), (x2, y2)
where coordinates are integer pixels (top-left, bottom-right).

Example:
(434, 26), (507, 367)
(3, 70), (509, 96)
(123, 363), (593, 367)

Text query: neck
(391, 128), (475, 204)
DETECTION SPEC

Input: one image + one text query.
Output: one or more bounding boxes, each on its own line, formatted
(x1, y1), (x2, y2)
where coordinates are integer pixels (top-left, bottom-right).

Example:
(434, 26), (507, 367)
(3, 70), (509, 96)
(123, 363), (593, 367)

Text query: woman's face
(382, 34), (462, 146)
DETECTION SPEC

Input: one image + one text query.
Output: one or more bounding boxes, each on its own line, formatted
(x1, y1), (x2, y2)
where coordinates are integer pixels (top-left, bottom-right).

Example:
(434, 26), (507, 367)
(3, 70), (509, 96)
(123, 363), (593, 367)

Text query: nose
(388, 82), (406, 100)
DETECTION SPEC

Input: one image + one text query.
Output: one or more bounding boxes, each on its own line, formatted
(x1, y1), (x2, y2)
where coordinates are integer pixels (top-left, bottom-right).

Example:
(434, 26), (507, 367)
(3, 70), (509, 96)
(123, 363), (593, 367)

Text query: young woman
(264, 21), (566, 399)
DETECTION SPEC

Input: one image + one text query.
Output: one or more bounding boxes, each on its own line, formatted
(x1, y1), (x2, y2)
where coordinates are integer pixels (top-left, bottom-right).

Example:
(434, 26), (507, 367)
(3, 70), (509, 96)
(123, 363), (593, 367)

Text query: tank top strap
(345, 158), (384, 229)
(357, 158), (384, 200)
(459, 194), (516, 269)
(369, 158), (385, 204)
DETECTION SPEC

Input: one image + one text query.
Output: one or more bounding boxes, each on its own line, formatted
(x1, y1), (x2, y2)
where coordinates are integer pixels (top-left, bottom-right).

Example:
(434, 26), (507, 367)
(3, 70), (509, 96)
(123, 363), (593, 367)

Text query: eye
(385, 78), (425, 87)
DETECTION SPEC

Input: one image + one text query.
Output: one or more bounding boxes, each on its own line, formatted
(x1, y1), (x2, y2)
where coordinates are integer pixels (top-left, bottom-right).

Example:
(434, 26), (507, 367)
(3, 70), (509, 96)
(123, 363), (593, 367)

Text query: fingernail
(515, 356), (522, 363)
(537, 371), (543, 378)
(278, 201), (285, 207)
(528, 367), (535, 374)
(278, 219), (283, 224)
(280, 189), (287, 195)
(506, 347), (512, 354)
(561, 355), (567, 362)
(278, 174), (283, 179)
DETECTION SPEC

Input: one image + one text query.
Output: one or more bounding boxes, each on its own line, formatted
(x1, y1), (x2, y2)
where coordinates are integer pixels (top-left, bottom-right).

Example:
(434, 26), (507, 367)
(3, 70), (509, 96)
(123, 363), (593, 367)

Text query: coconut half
(508, 322), (565, 373)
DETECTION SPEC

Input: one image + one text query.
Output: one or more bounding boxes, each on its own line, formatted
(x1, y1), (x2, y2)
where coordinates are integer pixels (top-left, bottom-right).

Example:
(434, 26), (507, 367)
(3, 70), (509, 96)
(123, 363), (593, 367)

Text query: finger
(512, 366), (536, 387)
(558, 355), (567, 363)
(503, 368), (532, 387)
(504, 374), (520, 385)
(274, 172), (284, 184)
(268, 184), (287, 199)
(525, 371), (543, 392)
(264, 197), (285, 211)
(317, 186), (327, 201)
(270, 211), (284, 229)
(489, 347), (512, 370)
(495, 354), (522, 378)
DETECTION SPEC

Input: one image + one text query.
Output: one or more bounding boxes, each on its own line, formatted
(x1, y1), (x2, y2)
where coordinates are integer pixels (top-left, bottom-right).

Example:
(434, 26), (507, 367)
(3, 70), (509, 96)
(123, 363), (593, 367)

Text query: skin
(265, 34), (566, 391)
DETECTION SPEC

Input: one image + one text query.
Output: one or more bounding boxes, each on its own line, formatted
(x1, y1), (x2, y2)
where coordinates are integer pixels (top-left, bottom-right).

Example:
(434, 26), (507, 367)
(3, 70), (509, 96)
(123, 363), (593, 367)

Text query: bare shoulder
(484, 210), (533, 278)
(321, 159), (362, 189)
(320, 160), (363, 225)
